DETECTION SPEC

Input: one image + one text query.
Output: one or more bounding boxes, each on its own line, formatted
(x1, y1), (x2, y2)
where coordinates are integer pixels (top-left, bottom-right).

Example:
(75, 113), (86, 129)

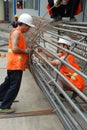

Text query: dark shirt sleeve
(48, 0), (54, 7)
(11, 21), (18, 28)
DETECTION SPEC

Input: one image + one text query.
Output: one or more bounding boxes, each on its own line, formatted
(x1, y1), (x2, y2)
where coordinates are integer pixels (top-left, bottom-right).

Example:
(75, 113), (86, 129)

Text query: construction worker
(47, 0), (81, 21)
(38, 36), (85, 91)
(16, 1), (22, 9)
(0, 13), (35, 113)
(8, 14), (19, 28)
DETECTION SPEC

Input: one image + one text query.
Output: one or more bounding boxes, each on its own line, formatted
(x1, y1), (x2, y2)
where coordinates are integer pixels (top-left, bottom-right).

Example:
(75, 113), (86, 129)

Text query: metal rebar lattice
(25, 17), (87, 130)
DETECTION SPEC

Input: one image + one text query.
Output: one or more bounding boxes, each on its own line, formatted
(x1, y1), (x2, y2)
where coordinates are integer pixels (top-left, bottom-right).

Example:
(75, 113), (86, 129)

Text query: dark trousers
(0, 70), (23, 109)
(48, 0), (80, 18)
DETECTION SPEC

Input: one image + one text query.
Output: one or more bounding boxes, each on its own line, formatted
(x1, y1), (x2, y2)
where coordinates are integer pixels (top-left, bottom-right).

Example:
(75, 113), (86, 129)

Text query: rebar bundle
(24, 15), (87, 130)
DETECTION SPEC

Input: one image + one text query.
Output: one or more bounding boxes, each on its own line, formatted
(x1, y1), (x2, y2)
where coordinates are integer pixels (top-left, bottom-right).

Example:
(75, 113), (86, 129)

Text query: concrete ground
(0, 23), (65, 130)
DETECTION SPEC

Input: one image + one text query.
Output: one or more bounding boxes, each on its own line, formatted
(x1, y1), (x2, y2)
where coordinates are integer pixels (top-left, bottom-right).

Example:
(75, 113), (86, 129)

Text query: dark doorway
(4, 0), (9, 22)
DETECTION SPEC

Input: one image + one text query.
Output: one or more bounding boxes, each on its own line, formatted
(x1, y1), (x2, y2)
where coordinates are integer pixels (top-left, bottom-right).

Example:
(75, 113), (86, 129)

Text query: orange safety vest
(46, 3), (53, 16)
(75, 3), (82, 15)
(7, 28), (28, 71)
(60, 55), (85, 91)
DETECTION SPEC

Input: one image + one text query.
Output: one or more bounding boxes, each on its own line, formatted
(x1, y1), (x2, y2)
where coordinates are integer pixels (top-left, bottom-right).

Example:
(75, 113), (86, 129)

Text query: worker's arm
(11, 30), (29, 54)
(48, 59), (61, 66)
(8, 23), (11, 28)
(48, 54), (66, 66)
(35, 53), (61, 66)
(38, 47), (54, 58)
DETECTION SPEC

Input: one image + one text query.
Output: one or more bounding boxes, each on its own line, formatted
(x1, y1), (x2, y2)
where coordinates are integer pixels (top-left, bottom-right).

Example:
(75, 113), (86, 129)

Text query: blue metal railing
(13, 0), (17, 15)
(38, 0), (40, 16)
(82, 0), (86, 22)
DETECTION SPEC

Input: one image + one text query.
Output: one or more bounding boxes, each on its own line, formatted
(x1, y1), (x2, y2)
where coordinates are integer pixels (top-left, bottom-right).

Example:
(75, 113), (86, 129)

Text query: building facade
(2, 0), (49, 22)
(0, 0), (87, 22)
(0, 0), (4, 22)
(16, 0), (49, 18)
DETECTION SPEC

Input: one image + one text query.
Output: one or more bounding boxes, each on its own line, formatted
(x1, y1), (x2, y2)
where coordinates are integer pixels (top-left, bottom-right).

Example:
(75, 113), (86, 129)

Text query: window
(16, 0), (23, 9)
(17, 0), (38, 10)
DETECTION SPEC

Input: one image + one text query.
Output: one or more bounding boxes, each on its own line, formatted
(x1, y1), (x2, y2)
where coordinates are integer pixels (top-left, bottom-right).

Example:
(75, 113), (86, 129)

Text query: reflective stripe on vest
(8, 48), (13, 52)
(8, 48), (23, 60)
(64, 72), (78, 80)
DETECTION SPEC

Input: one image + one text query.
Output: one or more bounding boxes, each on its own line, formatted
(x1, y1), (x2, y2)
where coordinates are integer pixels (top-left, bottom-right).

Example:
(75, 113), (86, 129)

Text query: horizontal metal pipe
(42, 31), (87, 47)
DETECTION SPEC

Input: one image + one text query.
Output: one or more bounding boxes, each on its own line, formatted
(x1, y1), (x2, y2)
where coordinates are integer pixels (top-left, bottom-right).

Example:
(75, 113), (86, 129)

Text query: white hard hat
(58, 36), (72, 46)
(18, 13), (35, 27)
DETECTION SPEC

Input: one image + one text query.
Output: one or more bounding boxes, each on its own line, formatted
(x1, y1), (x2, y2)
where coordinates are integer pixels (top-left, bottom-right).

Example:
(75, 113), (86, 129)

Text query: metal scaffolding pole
(82, 0), (86, 22)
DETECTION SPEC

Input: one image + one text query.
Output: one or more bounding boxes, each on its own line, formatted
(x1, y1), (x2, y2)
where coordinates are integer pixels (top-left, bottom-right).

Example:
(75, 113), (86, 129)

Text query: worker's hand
(57, 52), (63, 57)
(38, 47), (43, 52)
(54, 0), (62, 7)
(53, 59), (60, 66)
